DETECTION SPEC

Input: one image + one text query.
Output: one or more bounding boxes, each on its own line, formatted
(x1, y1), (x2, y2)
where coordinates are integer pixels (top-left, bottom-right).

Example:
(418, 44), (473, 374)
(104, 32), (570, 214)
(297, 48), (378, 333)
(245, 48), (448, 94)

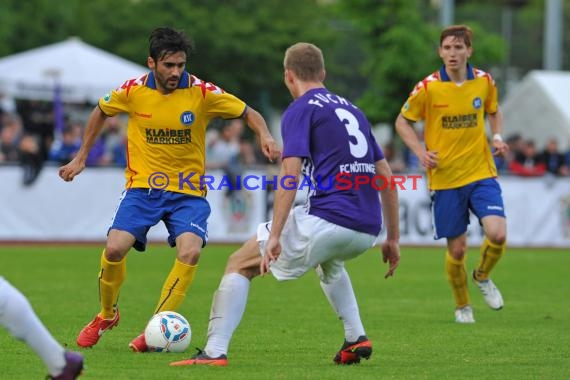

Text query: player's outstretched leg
(170, 348), (228, 367)
(333, 335), (373, 365)
(131, 259), (198, 352)
(170, 270), (251, 367)
(0, 277), (84, 378)
(77, 250), (124, 348)
(47, 351), (84, 380)
(318, 268), (372, 365)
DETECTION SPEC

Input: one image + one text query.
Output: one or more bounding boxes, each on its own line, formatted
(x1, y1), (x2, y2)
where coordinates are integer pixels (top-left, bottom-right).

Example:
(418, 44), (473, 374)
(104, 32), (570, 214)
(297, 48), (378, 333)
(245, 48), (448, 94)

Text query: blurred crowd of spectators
(0, 100), (265, 186)
(205, 118), (267, 190)
(0, 99), (127, 185)
(385, 132), (570, 177)
(2, 99), (570, 186)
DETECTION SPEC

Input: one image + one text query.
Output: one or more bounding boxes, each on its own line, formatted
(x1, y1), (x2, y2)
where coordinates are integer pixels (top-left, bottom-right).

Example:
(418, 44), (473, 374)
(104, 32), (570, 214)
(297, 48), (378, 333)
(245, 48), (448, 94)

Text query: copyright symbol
(148, 172), (169, 190)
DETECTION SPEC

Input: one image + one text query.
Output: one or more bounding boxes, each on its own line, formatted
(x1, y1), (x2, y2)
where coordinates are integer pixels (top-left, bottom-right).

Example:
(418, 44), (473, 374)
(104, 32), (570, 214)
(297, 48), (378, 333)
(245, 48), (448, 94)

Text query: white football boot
(473, 271), (504, 310)
(455, 305), (475, 324)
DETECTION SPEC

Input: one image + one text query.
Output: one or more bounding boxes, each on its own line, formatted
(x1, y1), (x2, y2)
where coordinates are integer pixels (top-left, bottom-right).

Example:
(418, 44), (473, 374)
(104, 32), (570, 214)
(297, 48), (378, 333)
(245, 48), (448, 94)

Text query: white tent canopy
(0, 37), (148, 104)
(502, 70), (570, 150)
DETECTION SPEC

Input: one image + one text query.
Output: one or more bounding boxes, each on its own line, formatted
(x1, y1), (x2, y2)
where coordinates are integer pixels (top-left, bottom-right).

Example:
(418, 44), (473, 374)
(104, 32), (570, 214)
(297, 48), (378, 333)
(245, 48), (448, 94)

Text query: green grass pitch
(0, 245), (569, 379)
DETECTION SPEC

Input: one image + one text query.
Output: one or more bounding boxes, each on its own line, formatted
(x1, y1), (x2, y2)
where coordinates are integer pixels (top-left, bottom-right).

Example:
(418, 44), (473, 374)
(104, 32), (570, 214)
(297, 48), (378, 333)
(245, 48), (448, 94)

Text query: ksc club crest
(472, 97), (482, 109)
(180, 111), (195, 126)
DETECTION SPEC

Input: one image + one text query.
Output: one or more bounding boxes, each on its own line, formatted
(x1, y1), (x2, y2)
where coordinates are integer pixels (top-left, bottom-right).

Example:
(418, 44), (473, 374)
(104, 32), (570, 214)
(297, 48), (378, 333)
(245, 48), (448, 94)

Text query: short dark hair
(148, 27), (193, 61)
(440, 25), (473, 48)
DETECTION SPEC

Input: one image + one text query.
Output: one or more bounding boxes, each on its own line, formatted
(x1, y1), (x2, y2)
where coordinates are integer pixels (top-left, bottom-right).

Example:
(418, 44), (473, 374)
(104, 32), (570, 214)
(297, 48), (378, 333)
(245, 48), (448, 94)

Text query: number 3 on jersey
(335, 108), (367, 158)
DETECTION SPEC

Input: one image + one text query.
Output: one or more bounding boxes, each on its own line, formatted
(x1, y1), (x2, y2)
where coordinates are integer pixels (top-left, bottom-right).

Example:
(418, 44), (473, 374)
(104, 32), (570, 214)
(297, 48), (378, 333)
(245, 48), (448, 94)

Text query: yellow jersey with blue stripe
(401, 64), (499, 190)
(99, 71), (246, 196)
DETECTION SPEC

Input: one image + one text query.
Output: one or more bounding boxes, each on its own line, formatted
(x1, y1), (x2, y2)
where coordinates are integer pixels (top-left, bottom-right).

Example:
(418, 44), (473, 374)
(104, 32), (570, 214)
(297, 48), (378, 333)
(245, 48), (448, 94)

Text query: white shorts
(257, 206), (377, 284)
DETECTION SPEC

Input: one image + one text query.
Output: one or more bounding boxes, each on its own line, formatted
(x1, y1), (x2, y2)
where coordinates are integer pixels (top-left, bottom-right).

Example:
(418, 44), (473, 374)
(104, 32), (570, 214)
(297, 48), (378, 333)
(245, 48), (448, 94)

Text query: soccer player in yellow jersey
(395, 25), (509, 323)
(58, 27), (280, 350)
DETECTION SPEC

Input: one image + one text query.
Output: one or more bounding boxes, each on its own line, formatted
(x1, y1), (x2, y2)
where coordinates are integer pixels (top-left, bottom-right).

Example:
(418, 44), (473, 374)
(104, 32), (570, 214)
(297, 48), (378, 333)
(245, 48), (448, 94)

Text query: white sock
(320, 268), (365, 342)
(204, 273), (250, 357)
(0, 278), (66, 376)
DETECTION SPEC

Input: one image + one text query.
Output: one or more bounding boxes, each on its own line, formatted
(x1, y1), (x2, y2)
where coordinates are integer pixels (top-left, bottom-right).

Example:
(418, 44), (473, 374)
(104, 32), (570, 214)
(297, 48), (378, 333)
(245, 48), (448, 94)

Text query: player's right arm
(375, 158), (400, 278)
(395, 113), (423, 159)
(59, 106), (107, 182)
(395, 114), (438, 169)
(396, 78), (439, 169)
(260, 156), (301, 275)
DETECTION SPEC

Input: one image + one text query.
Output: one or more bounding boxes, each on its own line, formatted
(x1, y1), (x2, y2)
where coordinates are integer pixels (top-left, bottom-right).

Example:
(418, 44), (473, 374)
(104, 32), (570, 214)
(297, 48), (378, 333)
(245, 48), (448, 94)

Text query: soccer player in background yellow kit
(395, 25), (509, 323)
(59, 27), (280, 350)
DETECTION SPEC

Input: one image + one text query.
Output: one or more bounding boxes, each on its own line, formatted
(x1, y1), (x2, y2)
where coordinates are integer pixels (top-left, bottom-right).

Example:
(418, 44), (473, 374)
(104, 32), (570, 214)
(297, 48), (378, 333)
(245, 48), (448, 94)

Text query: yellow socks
(474, 238), (505, 281)
(445, 251), (469, 308)
(154, 259), (197, 313)
(98, 251), (126, 319)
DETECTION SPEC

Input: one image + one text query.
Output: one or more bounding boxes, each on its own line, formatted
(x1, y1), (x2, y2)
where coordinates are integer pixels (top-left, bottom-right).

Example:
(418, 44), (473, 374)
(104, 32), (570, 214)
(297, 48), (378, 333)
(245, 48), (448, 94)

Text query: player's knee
(177, 248), (201, 265)
(225, 253), (258, 280)
(449, 246), (467, 260)
(487, 232), (506, 246)
(316, 265), (340, 284)
(225, 253), (243, 273)
(104, 245), (127, 262)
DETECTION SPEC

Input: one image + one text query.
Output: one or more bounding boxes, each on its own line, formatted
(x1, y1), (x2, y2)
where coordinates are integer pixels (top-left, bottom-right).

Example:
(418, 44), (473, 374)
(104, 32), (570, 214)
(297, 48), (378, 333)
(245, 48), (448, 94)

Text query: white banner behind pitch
(0, 166), (265, 244)
(1, 166), (569, 247)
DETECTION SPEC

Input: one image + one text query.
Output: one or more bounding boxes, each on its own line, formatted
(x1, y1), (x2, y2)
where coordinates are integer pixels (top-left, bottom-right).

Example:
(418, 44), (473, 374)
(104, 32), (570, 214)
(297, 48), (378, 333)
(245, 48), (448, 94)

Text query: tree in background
(333, 0), (439, 123)
(0, 0), (338, 113)
(116, 0), (340, 113)
(334, 0), (506, 124)
(2, 0), (566, 123)
(0, 0), (75, 57)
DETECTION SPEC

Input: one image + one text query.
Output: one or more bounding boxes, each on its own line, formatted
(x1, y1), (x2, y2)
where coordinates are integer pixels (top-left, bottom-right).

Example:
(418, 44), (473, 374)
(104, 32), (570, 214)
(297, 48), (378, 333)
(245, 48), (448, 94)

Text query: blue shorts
(109, 188), (211, 251)
(431, 178), (506, 240)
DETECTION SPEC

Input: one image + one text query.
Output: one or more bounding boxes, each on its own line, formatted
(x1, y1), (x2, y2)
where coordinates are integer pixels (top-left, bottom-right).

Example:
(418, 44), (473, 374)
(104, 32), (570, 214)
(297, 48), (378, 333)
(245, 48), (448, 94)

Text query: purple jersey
(281, 88), (384, 235)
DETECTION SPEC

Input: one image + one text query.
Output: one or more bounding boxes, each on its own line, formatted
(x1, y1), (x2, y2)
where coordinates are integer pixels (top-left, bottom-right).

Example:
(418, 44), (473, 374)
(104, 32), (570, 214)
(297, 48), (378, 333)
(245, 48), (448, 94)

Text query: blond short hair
(284, 42), (325, 81)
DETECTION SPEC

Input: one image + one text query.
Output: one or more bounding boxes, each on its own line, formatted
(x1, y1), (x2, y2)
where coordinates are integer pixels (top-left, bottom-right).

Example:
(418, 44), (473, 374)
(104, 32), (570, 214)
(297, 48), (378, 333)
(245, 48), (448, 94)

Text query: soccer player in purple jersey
(170, 42), (400, 367)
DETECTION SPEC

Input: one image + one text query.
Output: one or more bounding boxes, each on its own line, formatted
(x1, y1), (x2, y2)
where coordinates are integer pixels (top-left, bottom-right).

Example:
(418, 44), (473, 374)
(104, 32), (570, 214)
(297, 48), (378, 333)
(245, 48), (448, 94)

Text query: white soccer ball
(144, 311), (191, 352)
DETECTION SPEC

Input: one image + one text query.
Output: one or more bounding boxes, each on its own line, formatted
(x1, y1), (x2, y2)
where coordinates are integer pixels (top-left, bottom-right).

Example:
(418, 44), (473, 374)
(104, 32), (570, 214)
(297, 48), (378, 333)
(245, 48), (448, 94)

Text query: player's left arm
(260, 156), (301, 275)
(243, 107), (281, 162)
(485, 73), (509, 157)
(487, 109), (509, 157)
(375, 158), (400, 279)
